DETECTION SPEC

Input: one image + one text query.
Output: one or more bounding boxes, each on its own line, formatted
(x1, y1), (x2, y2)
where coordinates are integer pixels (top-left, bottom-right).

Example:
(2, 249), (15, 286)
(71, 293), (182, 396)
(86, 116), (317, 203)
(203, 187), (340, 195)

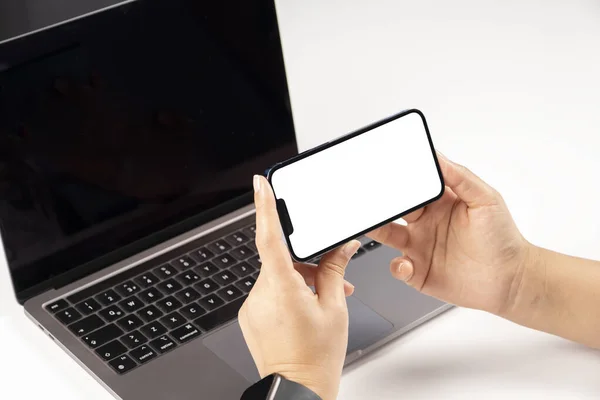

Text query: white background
(271, 112), (442, 259)
(1, 0), (600, 399)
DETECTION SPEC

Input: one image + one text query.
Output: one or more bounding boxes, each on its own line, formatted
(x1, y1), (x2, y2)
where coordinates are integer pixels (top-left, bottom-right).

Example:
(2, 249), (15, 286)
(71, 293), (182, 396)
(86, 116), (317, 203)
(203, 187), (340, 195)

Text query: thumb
(390, 257), (417, 287)
(316, 240), (361, 306)
(437, 152), (498, 208)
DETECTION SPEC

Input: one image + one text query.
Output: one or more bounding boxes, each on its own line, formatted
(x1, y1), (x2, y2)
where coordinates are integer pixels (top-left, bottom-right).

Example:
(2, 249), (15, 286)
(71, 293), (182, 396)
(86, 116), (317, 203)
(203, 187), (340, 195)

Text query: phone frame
(266, 108), (445, 262)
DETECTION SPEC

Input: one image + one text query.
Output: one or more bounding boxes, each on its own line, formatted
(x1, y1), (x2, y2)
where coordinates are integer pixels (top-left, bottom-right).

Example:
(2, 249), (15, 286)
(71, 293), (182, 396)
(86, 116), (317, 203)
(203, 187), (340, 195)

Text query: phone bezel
(266, 108), (445, 262)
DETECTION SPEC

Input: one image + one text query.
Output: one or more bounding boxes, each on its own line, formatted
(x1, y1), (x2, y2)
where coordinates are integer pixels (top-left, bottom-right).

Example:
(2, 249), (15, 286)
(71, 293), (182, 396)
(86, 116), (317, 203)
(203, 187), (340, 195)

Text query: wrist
(264, 366), (341, 400)
(499, 242), (547, 323)
(279, 374), (337, 400)
(241, 373), (325, 400)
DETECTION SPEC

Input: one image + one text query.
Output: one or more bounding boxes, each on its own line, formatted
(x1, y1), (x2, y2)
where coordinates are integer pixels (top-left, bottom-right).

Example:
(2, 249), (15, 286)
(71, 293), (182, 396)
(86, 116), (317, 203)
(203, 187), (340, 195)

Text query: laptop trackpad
(203, 321), (261, 383)
(346, 296), (394, 353)
(203, 296), (394, 383)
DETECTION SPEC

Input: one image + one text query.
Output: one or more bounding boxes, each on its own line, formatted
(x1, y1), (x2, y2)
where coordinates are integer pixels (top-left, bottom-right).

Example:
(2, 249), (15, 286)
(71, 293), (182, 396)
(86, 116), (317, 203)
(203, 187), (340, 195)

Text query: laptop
(0, 0), (451, 398)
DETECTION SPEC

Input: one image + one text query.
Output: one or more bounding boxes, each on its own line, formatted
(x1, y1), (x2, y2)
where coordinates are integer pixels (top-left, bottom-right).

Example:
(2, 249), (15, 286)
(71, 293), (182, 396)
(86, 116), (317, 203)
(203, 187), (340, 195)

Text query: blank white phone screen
(269, 111), (443, 260)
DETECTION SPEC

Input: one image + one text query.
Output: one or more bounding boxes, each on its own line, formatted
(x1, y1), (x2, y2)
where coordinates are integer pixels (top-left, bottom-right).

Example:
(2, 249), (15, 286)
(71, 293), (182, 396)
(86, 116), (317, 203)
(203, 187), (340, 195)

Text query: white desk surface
(1, 0), (600, 399)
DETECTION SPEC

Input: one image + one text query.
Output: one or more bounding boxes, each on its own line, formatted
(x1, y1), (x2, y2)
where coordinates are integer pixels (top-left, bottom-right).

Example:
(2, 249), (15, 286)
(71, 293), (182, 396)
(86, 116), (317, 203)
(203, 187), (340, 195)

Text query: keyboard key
(172, 256), (197, 270)
(213, 254), (237, 269)
(75, 298), (101, 315)
(119, 296), (145, 313)
(175, 271), (201, 286)
(175, 288), (201, 304)
(82, 324), (123, 348)
(180, 303), (206, 320)
(217, 285), (243, 302)
(98, 305), (125, 322)
(195, 262), (219, 277)
(115, 281), (141, 297)
(116, 315), (143, 332)
(130, 345), (157, 364)
(248, 256), (261, 268)
(365, 241), (382, 251)
(207, 240), (231, 255)
(235, 277), (256, 293)
(191, 247), (214, 262)
(198, 294), (225, 311)
(96, 340), (127, 361)
(140, 321), (167, 339)
(69, 314), (105, 336)
(242, 225), (256, 237)
(138, 305), (163, 322)
(46, 299), (68, 314)
(171, 323), (202, 343)
(194, 296), (246, 332)
(195, 278), (220, 295)
(231, 262), (255, 277)
(139, 287), (164, 303)
(96, 289), (121, 306)
(251, 272), (259, 280)
(230, 246), (253, 260)
(213, 270), (237, 286)
(134, 273), (159, 289)
(150, 335), (178, 354)
(157, 279), (183, 294)
(155, 297), (182, 313)
(66, 259), (164, 304)
(154, 264), (178, 279)
(352, 248), (366, 259)
(121, 331), (147, 349)
(109, 355), (137, 374)
(160, 312), (186, 330)
(55, 308), (82, 325)
(225, 232), (249, 246)
(246, 240), (257, 252)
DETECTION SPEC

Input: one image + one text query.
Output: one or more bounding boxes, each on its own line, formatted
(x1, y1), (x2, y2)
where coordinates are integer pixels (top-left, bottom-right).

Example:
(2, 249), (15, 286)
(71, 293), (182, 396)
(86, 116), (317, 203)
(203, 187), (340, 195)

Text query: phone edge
(266, 108), (446, 262)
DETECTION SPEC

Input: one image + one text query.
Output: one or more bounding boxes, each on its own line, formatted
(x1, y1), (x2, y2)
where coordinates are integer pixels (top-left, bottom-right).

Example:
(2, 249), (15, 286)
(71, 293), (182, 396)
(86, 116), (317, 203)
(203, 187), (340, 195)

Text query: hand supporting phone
(266, 109), (444, 262)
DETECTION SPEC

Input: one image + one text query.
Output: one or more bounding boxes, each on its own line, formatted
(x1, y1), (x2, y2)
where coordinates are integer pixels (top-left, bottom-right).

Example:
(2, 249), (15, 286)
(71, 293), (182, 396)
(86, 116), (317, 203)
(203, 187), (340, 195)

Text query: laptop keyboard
(44, 222), (260, 374)
(44, 219), (381, 375)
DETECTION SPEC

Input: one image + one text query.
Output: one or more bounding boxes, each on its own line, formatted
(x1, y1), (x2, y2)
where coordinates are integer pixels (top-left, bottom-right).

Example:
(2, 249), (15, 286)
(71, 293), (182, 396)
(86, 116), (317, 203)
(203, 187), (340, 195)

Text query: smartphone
(266, 109), (444, 262)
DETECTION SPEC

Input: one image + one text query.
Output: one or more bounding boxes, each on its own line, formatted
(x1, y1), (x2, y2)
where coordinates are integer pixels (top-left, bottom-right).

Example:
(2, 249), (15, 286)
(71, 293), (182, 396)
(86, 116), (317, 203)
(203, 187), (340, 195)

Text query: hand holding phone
(267, 109), (444, 261)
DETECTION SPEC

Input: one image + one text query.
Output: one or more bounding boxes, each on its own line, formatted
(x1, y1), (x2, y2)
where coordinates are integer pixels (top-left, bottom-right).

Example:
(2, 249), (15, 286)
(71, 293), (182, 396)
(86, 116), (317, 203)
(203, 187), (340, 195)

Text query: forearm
(502, 244), (600, 348)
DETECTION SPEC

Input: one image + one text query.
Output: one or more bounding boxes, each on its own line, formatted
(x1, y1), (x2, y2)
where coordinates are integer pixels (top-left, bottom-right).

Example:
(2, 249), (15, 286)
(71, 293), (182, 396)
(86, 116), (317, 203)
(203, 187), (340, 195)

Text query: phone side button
(275, 198), (294, 236)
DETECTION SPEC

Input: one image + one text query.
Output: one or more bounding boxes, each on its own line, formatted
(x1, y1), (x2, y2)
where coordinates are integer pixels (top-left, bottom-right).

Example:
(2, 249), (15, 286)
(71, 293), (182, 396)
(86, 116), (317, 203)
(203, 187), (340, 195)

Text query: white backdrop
(1, 0), (600, 399)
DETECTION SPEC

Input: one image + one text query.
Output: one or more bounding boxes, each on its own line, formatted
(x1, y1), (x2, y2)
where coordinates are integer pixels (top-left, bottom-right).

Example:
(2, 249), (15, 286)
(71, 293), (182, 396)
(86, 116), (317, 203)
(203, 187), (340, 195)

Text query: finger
(294, 263), (355, 297)
(403, 207), (425, 223)
(390, 256), (416, 285)
(316, 240), (361, 305)
(436, 152), (498, 208)
(366, 222), (410, 250)
(253, 175), (294, 278)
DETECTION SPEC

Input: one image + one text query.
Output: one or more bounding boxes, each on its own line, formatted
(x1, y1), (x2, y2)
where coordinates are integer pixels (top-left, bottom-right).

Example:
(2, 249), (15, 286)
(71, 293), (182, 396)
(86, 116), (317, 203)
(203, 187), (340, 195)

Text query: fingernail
(395, 262), (411, 281)
(253, 175), (261, 193)
(343, 241), (361, 258)
(344, 281), (355, 294)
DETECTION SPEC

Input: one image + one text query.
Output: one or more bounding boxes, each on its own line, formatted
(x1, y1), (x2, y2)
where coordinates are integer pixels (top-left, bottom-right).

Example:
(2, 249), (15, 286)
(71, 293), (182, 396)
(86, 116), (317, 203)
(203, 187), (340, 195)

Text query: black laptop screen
(0, 0), (298, 300)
